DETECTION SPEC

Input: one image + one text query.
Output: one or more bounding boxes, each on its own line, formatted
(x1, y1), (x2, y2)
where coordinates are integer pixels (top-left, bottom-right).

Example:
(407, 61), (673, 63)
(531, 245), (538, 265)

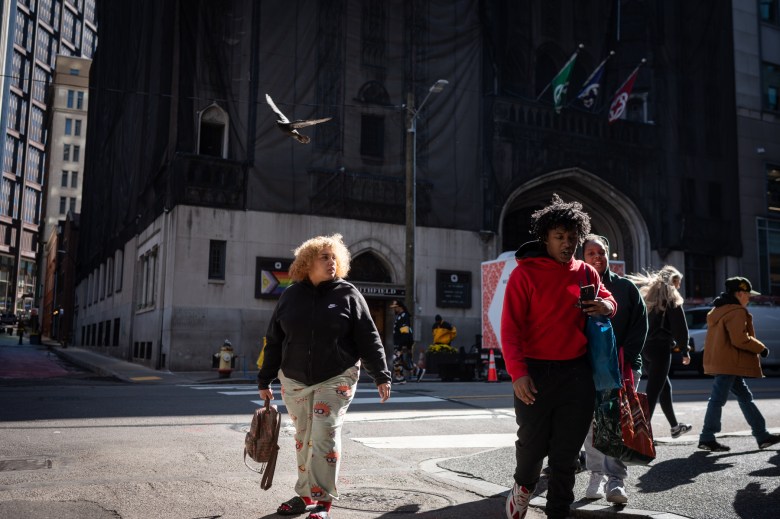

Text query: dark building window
(361, 1), (386, 69)
(113, 318), (120, 346)
(707, 181), (722, 216)
(199, 123), (224, 157)
(198, 105), (228, 158)
(767, 164), (780, 213)
(764, 61), (780, 111)
(760, 0), (779, 24)
(360, 114), (384, 158)
(685, 254), (715, 300)
(208, 240), (226, 280)
(349, 251), (392, 283)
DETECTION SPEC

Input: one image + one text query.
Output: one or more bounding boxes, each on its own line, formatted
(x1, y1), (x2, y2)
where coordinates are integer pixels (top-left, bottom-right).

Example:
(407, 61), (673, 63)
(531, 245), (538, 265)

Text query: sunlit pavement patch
(351, 433), (516, 449)
(335, 487), (456, 513)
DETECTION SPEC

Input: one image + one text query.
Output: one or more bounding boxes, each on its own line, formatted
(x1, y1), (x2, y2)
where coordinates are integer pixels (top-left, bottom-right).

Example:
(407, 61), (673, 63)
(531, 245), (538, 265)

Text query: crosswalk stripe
(351, 433), (516, 449)
(250, 396), (443, 407)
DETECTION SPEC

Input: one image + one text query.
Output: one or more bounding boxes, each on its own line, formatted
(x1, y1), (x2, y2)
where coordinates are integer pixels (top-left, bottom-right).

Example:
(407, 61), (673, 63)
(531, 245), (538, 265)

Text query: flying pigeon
(265, 93), (332, 144)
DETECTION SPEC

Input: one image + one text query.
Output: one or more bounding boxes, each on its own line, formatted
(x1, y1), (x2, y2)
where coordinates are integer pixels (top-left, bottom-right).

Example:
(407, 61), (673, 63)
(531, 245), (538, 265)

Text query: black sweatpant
(513, 355), (595, 519)
(642, 340), (679, 427)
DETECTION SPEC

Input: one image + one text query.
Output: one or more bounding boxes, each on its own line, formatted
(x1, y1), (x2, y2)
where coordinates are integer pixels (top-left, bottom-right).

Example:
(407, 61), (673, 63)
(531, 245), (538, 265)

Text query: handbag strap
(618, 348), (635, 388)
(260, 445), (279, 490)
(243, 398), (282, 483)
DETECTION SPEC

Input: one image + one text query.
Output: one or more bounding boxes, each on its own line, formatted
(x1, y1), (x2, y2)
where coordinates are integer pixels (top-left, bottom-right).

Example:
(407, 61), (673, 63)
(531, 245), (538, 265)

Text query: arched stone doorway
(499, 168), (651, 273)
(347, 245), (401, 348)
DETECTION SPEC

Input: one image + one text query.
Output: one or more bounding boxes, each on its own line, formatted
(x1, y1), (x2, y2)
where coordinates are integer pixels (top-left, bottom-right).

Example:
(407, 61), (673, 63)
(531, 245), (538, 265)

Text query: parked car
(0, 313), (17, 325)
(670, 304), (780, 375)
(668, 306), (709, 375)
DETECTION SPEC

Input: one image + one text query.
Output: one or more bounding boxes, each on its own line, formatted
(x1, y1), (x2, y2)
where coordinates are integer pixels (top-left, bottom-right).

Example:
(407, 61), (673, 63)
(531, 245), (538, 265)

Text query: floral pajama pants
(279, 366), (359, 502)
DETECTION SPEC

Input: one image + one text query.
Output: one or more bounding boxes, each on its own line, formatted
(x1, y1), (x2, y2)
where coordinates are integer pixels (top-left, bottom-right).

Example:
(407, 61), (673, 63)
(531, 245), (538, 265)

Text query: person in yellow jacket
(697, 277), (780, 452)
(432, 315), (457, 345)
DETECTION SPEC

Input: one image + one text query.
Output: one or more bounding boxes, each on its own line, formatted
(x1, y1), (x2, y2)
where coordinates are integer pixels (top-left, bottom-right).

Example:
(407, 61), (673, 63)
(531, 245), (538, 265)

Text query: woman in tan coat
(697, 276), (780, 452)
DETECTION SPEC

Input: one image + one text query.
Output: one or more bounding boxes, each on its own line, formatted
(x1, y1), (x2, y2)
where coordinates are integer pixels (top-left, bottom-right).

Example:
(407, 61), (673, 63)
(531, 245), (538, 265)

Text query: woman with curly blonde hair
(627, 265), (692, 439)
(258, 233), (392, 519)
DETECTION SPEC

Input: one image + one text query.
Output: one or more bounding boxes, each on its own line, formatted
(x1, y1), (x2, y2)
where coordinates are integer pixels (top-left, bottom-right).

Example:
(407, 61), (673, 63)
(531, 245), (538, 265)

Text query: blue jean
(699, 374), (771, 444)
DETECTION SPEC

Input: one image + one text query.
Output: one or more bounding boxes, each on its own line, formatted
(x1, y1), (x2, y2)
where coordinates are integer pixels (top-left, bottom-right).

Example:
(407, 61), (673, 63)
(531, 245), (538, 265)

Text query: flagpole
(581, 51), (614, 90)
(599, 58), (646, 114)
(611, 58), (646, 97)
(568, 50), (615, 108)
(535, 43), (584, 102)
(606, 58), (647, 122)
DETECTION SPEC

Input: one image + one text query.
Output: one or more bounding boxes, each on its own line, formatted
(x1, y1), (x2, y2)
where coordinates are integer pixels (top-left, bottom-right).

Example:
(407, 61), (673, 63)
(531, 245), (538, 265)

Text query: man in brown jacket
(697, 277), (780, 452)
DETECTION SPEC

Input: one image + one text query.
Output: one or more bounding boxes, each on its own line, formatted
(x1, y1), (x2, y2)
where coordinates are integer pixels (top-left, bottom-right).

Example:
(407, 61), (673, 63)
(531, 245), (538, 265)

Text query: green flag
(551, 51), (579, 113)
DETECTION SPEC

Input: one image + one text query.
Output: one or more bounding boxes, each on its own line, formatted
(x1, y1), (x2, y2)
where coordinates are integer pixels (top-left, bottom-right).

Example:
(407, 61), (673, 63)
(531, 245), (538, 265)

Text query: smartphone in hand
(580, 284), (596, 302)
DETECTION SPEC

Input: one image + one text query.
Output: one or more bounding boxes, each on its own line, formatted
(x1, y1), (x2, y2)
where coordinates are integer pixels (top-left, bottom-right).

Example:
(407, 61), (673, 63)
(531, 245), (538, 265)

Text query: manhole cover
(336, 487), (455, 513)
(0, 458), (52, 472)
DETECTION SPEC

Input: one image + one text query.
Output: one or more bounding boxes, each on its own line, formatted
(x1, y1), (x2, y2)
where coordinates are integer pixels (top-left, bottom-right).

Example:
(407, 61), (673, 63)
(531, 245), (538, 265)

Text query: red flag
(608, 63), (643, 124)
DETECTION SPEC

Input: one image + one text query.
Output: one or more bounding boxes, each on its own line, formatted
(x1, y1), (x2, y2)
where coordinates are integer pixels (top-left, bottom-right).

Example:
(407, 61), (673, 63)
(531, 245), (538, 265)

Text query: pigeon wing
(288, 117), (332, 129)
(265, 94), (290, 123)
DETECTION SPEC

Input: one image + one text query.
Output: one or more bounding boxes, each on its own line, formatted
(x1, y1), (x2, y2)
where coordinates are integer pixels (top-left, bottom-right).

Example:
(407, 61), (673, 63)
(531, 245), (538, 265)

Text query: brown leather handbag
(244, 397), (281, 490)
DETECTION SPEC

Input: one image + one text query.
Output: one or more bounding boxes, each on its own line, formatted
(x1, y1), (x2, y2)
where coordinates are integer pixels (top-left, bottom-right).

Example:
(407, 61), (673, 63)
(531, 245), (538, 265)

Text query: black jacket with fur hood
(258, 278), (392, 389)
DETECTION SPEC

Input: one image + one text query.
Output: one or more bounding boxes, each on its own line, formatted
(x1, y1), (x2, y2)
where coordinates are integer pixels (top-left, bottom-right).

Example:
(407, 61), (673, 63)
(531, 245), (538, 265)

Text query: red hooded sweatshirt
(500, 241), (616, 381)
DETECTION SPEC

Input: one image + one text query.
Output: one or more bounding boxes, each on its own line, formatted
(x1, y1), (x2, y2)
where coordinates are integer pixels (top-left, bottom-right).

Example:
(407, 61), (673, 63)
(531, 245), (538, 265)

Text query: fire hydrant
(215, 339), (235, 378)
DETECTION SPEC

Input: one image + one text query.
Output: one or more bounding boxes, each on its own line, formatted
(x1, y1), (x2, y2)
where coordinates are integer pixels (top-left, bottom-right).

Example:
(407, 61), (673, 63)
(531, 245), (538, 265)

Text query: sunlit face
(736, 290), (751, 307)
(544, 226), (579, 264)
(583, 240), (608, 275)
(309, 247), (337, 285)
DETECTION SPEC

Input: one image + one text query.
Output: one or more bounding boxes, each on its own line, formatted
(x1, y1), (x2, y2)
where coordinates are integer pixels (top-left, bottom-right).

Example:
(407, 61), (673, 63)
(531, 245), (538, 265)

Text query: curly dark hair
(529, 194), (591, 244)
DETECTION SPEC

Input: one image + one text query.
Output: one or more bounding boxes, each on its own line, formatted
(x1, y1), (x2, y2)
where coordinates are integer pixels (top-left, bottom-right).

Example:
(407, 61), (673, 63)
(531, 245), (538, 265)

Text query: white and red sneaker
(505, 482), (531, 519)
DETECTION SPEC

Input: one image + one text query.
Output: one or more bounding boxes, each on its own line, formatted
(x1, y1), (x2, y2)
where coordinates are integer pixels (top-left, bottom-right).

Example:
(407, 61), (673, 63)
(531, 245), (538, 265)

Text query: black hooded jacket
(257, 278), (392, 389)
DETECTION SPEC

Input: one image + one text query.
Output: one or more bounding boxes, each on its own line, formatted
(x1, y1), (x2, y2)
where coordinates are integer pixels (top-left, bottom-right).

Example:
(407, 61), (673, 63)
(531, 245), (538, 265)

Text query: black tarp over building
(80, 0), (737, 298)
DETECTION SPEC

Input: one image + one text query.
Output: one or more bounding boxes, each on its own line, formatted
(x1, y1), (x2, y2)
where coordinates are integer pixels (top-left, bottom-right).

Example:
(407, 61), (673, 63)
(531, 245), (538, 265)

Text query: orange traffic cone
(486, 348), (498, 382)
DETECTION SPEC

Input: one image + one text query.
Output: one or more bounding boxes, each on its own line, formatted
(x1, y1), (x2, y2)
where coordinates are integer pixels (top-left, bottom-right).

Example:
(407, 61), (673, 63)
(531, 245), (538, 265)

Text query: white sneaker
(585, 472), (607, 499)
(505, 482), (531, 519)
(605, 477), (628, 504)
(671, 423), (692, 438)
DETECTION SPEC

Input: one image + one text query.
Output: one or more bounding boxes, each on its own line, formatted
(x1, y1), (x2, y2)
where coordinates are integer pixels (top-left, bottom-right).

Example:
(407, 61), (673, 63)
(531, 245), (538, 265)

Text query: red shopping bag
(593, 353), (656, 465)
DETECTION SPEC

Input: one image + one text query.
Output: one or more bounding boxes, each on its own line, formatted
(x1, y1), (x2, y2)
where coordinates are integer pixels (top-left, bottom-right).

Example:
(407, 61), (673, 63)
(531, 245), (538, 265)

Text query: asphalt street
(2, 334), (780, 518)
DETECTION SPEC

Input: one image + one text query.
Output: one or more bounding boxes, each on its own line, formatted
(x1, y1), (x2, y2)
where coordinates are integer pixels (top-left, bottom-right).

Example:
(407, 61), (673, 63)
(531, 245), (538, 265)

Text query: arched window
(356, 81), (390, 105)
(197, 104), (228, 158)
(349, 251), (392, 283)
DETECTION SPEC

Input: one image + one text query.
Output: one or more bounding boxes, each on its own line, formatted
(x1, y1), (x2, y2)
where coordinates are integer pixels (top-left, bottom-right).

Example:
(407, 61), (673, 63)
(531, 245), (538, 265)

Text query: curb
(418, 458), (691, 519)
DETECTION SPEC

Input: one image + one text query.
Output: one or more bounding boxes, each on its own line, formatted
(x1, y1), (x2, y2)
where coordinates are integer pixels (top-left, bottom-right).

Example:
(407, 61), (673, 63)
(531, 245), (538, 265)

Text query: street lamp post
(404, 79), (448, 317)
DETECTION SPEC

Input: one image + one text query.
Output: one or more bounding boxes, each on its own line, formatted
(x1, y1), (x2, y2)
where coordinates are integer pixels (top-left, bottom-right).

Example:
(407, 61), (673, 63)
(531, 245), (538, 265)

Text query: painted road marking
(250, 396), (443, 406)
(130, 376), (162, 381)
(351, 433), (516, 449)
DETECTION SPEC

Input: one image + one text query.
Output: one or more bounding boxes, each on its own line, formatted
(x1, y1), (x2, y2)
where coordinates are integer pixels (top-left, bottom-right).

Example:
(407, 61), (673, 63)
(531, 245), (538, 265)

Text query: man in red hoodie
(501, 194), (617, 519)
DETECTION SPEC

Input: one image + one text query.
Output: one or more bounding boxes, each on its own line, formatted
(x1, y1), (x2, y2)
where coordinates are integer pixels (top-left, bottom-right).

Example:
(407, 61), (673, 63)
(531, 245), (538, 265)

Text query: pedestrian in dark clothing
(627, 266), (692, 438)
(581, 235), (648, 504)
(501, 194), (617, 519)
(258, 233), (391, 519)
(390, 299), (414, 384)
